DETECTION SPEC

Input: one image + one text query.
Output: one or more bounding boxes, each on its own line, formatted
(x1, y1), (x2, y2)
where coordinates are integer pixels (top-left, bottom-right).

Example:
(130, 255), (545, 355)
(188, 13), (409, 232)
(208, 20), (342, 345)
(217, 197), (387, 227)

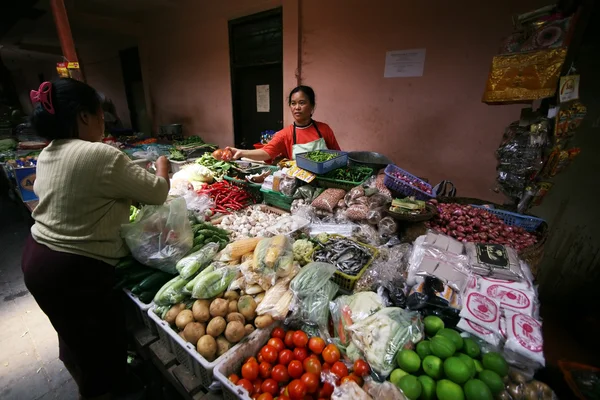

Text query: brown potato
(216, 336), (232, 357)
(165, 303), (186, 324)
(254, 314), (274, 329)
(192, 300), (211, 322)
(237, 295), (257, 321)
(196, 335), (217, 361)
(206, 316), (227, 337)
(210, 298), (229, 318)
(223, 291), (240, 301)
(178, 331), (186, 340)
(175, 309), (194, 330)
(225, 321), (245, 343)
(244, 324), (255, 336)
(228, 300), (238, 314)
(226, 312), (245, 325)
(183, 322), (205, 345)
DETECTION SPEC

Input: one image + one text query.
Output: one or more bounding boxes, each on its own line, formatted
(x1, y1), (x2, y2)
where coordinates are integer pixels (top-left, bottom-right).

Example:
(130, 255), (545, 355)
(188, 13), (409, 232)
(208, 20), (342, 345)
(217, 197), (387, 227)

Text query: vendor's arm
(321, 123), (341, 151)
(229, 148), (271, 161)
(229, 130), (288, 161)
(103, 150), (169, 205)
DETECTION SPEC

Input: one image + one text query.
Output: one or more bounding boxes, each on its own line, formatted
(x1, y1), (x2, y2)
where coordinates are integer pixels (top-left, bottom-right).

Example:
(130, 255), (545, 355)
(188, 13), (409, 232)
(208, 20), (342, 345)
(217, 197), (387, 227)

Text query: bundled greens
(196, 153), (233, 179)
(168, 148), (186, 161)
(174, 136), (205, 146)
(304, 150), (339, 162)
(322, 166), (373, 183)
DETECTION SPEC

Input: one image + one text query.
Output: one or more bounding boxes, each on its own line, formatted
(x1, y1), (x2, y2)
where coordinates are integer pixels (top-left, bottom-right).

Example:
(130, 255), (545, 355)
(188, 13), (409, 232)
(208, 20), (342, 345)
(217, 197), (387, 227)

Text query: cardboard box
(13, 166), (38, 201)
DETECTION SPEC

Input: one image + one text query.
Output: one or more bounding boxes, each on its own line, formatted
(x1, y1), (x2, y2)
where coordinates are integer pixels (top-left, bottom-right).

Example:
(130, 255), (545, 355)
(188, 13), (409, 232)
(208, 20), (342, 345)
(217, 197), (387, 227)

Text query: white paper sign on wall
(256, 85), (270, 112)
(384, 48), (426, 78)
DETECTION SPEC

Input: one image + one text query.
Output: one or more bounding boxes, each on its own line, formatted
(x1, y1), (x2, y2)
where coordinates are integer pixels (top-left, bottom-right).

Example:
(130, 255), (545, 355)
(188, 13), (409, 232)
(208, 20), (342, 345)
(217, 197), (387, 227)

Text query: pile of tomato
(228, 327), (370, 400)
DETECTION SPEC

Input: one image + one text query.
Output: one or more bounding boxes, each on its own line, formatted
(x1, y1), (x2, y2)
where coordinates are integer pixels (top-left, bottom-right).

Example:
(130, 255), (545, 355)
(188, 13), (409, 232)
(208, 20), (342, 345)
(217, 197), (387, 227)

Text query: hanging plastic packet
(456, 318), (502, 347)
(459, 289), (501, 332)
(504, 311), (545, 366)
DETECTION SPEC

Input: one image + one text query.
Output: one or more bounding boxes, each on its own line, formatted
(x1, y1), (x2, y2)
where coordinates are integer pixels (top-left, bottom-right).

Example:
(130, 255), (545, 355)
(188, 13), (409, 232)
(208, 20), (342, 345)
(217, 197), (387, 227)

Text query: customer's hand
(156, 156), (169, 169)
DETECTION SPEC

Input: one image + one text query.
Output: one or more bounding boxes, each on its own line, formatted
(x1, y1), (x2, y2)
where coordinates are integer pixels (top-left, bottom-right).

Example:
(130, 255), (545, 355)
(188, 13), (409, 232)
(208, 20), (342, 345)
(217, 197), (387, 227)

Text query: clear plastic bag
(352, 223), (380, 245)
(121, 197), (193, 274)
(346, 204), (369, 221)
(253, 236), (295, 286)
(378, 216), (398, 238)
(255, 278), (294, 320)
(176, 242), (220, 279)
(465, 242), (524, 281)
(348, 307), (423, 380)
(331, 380), (373, 400)
(293, 185), (315, 200)
(191, 264), (238, 299)
(330, 292), (384, 347)
(280, 175), (298, 197)
(362, 378), (406, 400)
(182, 191), (214, 221)
(312, 188), (347, 213)
(368, 193), (389, 208)
(366, 207), (385, 225)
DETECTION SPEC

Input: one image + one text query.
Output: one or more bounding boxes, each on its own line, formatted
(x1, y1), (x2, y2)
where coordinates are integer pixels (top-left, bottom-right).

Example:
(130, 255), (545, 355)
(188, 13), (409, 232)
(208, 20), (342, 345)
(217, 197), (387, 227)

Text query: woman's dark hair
(288, 85), (315, 106)
(30, 78), (101, 140)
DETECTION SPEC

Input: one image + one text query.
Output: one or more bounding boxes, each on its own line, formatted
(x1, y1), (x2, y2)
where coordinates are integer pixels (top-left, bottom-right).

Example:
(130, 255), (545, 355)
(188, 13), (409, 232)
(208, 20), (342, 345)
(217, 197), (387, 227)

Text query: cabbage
(182, 164), (213, 183)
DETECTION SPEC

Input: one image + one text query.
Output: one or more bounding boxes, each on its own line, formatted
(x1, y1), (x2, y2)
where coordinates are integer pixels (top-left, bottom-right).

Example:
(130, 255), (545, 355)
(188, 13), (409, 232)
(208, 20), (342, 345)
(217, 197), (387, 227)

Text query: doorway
(119, 47), (151, 134)
(229, 8), (283, 148)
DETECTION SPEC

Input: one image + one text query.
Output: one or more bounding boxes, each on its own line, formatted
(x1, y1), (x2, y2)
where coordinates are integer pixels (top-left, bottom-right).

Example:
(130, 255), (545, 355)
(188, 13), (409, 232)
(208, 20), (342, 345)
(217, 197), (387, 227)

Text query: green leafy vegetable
(304, 151), (339, 162)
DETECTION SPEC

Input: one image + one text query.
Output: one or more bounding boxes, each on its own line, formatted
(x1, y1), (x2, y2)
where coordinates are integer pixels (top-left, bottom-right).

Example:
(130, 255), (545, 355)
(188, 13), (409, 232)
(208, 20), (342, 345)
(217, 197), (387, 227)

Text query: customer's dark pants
(22, 235), (127, 398)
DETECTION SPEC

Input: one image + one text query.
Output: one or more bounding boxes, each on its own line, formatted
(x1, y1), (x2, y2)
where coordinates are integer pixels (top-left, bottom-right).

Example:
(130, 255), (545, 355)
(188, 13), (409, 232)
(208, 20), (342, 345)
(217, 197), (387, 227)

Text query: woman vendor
(229, 85), (341, 160)
(21, 78), (169, 400)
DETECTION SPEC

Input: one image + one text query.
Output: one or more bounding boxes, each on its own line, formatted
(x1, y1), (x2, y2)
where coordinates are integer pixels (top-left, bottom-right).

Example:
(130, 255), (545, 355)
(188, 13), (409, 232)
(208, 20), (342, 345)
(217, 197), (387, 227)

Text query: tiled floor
(0, 195), (78, 400)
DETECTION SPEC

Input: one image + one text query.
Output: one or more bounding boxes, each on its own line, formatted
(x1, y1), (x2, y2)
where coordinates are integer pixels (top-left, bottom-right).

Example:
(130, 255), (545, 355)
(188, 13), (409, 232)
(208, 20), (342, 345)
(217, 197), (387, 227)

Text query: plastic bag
(406, 276), (461, 328)
(330, 292), (384, 347)
(348, 307), (423, 379)
(504, 311), (545, 366)
(280, 175), (298, 197)
(352, 223), (380, 245)
(375, 172), (392, 199)
(182, 191), (214, 221)
(191, 264), (238, 299)
(378, 216), (398, 237)
(456, 318), (502, 347)
(176, 242), (220, 279)
(331, 380), (372, 400)
(368, 193), (389, 208)
(218, 238), (262, 262)
(366, 207), (385, 225)
(255, 278), (294, 320)
(312, 188), (347, 213)
(346, 204), (369, 221)
(121, 197), (193, 274)
(293, 185), (315, 200)
(348, 186), (365, 201)
(362, 378), (406, 400)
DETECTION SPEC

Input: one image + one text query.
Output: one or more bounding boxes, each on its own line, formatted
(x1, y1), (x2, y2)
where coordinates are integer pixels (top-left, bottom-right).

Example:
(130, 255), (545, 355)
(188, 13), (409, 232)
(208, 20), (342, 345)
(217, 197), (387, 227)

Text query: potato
(210, 298), (229, 318)
(216, 336), (233, 357)
(228, 300), (238, 314)
(224, 291), (240, 301)
(509, 368), (528, 384)
(244, 324), (255, 336)
(237, 295), (257, 321)
(225, 321), (245, 343)
(196, 335), (217, 361)
(254, 314), (274, 329)
(254, 292), (265, 304)
(183, 322), (205, 345)
(165, 303), (186, 325)
(175, 309), (194, 330)
(206, 316), (227, 337)
(226, 312), (245, 325)
(178, 331), (186, 340)
(192, 300), (211, 322)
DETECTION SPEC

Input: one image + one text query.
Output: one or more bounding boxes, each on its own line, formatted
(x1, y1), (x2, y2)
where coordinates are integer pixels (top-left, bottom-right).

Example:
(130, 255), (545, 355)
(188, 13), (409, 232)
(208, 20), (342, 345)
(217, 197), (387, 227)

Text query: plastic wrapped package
(378, 216), (398, 238)
(293, 184), (315, 200)
(121, 197), (193, 274)
(375, 171), (392, 199)
(465, 243), (524, 281)
(457, 318), (502, 347)
(346, 204), (369, 221)
(353, 223), (380, 245)
(368, 193), (389, 209)
(348, 185), (365, 200)
(253, 235), (295, 284)
(312, 188), (347, 213)
(406, 276), (461, 328)
(478, 277), (536, 316)
(279, 175), (298, 197)
(408, 240), (471, 292)
(366, 207), (385, 225)
(290, 199), (316, 221)
(191, 264), (238, 299)
(331, 380), (373, 400)
(330, 292), (384, 347)
(459, 289), (501, 331)
(362, 379), (406, 400)
(176, 242), (220, 279)
(255, 278), (294, 320)
(218, 238), (262, 262)
(310, 223), (355, 238)
(423, 231), (464, 255)
(504, 311), (545, 367)
(348, 307), (423, 379)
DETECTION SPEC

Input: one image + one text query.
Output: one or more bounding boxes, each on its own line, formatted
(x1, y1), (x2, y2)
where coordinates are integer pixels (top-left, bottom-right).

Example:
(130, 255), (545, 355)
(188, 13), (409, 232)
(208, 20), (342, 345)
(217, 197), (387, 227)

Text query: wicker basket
(386, 203), (438, 223)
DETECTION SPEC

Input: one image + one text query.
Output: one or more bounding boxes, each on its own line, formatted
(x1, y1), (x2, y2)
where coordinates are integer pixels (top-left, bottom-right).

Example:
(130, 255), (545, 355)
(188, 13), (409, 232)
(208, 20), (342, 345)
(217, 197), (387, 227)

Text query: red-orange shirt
(262, 121), (341, 159)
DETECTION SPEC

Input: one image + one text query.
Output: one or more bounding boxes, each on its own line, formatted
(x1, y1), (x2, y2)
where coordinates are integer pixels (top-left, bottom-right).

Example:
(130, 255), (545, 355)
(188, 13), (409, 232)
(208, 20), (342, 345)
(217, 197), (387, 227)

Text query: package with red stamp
(481, 280), (535, 316)
(505, 312), (545, 366)
(459, 290), (501, 332)
(457, 318), (501, 347)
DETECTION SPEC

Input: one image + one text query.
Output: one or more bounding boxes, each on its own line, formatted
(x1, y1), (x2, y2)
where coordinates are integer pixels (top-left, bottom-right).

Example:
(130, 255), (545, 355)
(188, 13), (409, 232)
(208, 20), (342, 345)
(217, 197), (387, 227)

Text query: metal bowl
(347, 151), (393, 172)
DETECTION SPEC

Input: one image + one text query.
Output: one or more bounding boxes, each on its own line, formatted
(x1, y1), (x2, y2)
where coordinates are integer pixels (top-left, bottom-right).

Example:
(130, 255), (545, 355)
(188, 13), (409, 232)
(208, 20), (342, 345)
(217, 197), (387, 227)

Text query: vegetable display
(304, 151), (339, 162)
(427, 202), (539, 251)
(322, 166), (372, 183)
(197, 180), (253, 215)
(196, 153), (234, 179)
(388, 170), (432, 194)
(168, 148), (186, 161)
(390, 197), (426, 215)
(190, 222), (230, 253)
(313, 236), (374, 276)
(174, 136), (205, 146)
(115, 257), (175, 304)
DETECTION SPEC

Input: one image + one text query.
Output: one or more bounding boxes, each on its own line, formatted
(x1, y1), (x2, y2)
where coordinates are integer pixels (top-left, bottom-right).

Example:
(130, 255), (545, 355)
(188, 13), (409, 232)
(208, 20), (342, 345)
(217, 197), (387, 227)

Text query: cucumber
(138, 291), (154, 304)
(115, 257), (137, 270)
(131, 283), (143, 295)
(138, 271), (174, 292)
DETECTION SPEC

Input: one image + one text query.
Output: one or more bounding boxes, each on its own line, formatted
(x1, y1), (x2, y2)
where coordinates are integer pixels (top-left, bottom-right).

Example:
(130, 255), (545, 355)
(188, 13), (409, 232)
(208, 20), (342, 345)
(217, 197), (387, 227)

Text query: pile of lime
(389, 316), (509, 400)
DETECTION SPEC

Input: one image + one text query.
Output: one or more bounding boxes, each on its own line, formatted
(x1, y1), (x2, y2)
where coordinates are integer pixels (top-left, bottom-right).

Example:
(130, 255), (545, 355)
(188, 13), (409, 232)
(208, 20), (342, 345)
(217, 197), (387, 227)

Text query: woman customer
(21, 78), (169, 400)
(229, 85), (341, 160)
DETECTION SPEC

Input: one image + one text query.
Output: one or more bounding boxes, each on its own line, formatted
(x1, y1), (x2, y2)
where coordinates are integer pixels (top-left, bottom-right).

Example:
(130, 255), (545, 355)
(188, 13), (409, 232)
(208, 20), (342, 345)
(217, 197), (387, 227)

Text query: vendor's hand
(226, 147), (244, 160)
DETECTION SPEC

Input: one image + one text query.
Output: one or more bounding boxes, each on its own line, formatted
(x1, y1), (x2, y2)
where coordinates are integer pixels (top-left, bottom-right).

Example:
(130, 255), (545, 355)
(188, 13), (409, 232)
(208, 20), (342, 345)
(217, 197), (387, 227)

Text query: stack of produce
(190, 221), (231, 252)
(197, 180), (253, 215)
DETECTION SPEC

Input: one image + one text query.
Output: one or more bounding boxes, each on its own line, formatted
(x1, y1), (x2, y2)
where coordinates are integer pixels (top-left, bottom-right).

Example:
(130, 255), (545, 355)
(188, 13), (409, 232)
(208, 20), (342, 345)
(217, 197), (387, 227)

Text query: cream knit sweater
(31, 139), (169, 265)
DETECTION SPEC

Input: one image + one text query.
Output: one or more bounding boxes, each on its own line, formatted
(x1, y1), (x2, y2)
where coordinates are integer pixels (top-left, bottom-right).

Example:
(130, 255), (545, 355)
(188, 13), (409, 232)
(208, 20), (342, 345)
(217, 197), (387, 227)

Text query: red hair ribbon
(30, 81), (55, 114)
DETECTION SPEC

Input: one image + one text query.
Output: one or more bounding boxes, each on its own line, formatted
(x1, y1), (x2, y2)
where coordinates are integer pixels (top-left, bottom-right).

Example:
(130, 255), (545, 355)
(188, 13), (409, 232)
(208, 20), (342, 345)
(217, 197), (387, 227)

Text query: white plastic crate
(214, 325), (276, 400)
(123, 289), (155, 334)
(147, 306), (259, 388)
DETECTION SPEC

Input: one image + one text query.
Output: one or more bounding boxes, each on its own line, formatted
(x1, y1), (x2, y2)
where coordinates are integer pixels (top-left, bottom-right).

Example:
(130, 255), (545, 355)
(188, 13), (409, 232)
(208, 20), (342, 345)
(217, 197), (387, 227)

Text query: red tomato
(253, 379), (263, 394)
(251, 394), (259, 400)
(271, 327), (286, 340)
(279, 349), (294, 366)
(261, 345), (279, 364)
(353, 359), (370, 377)
(308, 337), (326, 355)
(288, 379), (308, 400)
(342, 374), (363, 386)
(271, 364), (290, 383)
(288, 360), (304, 379)
(293, 347), (308, 362)
(331, 361), (349, 380)
(257, 393), (273, 400)
(284, 331), (295, 348)
(246, 356), (258, 364)
(322, 363), (331, 372)
(303, 356), (322, 375)
(322, 344), (341, 364)
(242, 361), (259, 381)
(278, 396), (290, 400)
(300, 372), (319, 394)
(292, 331), (309, 348)
(318, 382), (334, 398)
(259, 362), (273, 379)
(268, 338), (285, 353)
(237, 378), (254, 394)
(257, 353), (265, 363)
(228, 373), (239, 384)
(261, 378), (279, 396)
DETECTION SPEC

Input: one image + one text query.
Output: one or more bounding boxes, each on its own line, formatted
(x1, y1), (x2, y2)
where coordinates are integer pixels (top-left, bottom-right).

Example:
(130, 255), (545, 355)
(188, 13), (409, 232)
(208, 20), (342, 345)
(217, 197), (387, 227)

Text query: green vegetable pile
(322, 166), (373, 182)
(0, 138), (17, 152)
(196, 153), (233, 179)
(114, 257), (175, 304)
(304, 151), (339, 162)
(190, 222), (231, 253)
(129, 205), (140, 222)
(168, 148), (186, 161)
(174, 136), (205, 146)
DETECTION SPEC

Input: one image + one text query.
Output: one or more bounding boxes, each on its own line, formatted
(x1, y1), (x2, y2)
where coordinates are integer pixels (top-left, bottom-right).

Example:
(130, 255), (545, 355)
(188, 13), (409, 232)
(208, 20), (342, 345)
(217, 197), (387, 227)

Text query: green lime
(398, 375), (422, 400)
(482, 352), (509, 377)
(478, 370), (505, 395)
(396, 349), (421, 373)
(457, 353), (476, 378)
(418, 375), (436, 400)
(464, 379), (494, 400)
(474, 360), (484, 373)
(422, 355), (443, 380)
(390, 368), (409, 387)
(437, 328), (464, 351)
(463, 338), (481, 359)
(443, 357), (471, 384)
(416, 341), (433, 359)
(437, 379), (465, 400)
(430, 335), (456, 359)
(424, 315), (445, 337)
